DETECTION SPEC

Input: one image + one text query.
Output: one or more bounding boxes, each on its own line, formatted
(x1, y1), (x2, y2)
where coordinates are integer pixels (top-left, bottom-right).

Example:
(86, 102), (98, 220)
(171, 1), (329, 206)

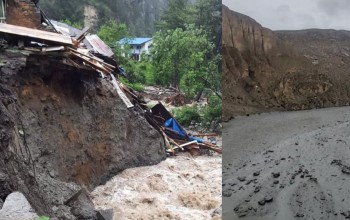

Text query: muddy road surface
(223, 107), (350, 220)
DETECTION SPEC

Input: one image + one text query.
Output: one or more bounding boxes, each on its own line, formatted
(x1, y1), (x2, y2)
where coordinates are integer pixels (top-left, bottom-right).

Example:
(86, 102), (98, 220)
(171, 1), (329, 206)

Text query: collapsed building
(0, 0), (221, 219)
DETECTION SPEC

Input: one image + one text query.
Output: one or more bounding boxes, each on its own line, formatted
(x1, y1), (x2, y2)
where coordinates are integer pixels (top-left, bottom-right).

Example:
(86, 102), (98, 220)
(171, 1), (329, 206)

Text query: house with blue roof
(118, 37), (153, 61)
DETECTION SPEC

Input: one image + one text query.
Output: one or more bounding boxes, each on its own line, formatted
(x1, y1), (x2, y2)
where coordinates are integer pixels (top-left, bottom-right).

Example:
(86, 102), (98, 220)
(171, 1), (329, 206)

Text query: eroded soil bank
(92, 153), (222, 220)
(0, 50), (165, 218)
(223, 107), (350, 220)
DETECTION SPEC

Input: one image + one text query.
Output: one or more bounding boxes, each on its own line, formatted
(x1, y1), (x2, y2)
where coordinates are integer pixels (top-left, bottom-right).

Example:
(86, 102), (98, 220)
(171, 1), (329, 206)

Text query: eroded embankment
(0, 50), (165, 219)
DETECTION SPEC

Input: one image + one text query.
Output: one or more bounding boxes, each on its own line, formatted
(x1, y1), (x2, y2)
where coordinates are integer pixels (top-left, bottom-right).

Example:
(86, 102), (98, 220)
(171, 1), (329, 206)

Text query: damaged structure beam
(0, 23), (73, 45)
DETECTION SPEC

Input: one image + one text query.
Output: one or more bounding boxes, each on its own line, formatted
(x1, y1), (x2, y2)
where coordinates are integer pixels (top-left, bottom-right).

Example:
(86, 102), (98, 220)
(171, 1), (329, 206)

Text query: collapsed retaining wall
(0, 50), (165, 219)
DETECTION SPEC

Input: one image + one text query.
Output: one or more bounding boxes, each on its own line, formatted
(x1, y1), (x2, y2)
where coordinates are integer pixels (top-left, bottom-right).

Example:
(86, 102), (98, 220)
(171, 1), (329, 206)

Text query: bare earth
(92, 153), (222, 220)
(223, 107), (350, 220)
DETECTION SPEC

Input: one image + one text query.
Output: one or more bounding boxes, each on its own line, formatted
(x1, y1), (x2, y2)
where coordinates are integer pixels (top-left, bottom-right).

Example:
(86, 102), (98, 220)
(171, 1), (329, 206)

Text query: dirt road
(223, 107), (350, 219)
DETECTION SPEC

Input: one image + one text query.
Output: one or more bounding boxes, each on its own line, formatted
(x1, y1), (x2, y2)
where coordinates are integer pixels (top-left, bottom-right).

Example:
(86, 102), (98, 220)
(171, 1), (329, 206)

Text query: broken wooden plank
(111, 74), (134, 108)
(0, 23), (73, 45)
(76, 26), (90, 42)
(179, 140), (198, 148)
(68, 48), (115, 70)
(198, 143), (222, 154)
(69, 51), (112, 74)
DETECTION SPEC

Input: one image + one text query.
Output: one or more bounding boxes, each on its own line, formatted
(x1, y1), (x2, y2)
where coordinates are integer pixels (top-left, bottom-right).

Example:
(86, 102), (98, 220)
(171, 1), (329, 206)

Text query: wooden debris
(111, 75), (134, 108)
(0, 23), (73, 45)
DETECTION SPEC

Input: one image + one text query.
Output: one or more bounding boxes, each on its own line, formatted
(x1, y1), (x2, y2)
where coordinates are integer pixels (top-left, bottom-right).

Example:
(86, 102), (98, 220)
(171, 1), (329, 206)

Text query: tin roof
(118, 37), (152, 45)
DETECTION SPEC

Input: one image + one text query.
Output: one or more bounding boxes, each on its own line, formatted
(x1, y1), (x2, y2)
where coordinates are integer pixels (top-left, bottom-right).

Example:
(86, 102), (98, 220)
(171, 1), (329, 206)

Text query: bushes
(171, 95), (222, 130)
(119, 77), (145, 92)
(37, 217), (50, 220)
(172, 106), (201, 127)
(202, 95), (222, 130)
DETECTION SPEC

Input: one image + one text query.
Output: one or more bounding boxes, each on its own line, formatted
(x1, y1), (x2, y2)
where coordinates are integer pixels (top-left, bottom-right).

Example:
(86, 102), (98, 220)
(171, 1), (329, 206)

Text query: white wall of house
(130, 40), (153, 61)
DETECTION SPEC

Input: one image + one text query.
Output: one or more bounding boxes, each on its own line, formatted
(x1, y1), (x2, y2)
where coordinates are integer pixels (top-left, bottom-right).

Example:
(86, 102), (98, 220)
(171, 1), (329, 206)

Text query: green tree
(193, 0), (221, 44)
(97, 20), (130, 60)
(60, 19), (83, 29)
(151, 25), (218, 98)
(157, 0), (191, 31)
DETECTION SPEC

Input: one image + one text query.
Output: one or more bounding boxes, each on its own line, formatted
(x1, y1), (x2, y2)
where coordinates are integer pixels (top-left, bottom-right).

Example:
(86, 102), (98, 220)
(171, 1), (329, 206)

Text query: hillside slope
(222, 5), (350, 120)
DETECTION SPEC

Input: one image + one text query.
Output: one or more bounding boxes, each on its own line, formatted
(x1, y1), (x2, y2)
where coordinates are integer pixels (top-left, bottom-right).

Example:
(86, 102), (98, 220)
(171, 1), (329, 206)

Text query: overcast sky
(223, 0), (350, 31)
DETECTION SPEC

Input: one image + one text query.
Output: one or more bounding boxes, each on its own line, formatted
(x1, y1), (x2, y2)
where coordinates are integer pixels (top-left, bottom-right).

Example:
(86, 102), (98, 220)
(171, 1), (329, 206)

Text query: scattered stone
(265, 195), (273, 203)
(296, 213), (305, 218)
(273, 180), (279, 184)
(342, 167), (350, 175)
(254, 186), (261, 193)
(97, 209), (114, 220)
(49, 170), (56, 178)
(320, 194), (326, 201)
(272, 172), (280, 178)
(237, 211), (247, 217)
(310, 177), (318, 182)
(258, 199), (266, 206)
(0, 192), (38, 220)
(341, 211), (350, 218)
(253, 171), (260, 176)
(246, 179), (254, 185)
(237, 176), (246, 182)
(223, 190), (232, 197)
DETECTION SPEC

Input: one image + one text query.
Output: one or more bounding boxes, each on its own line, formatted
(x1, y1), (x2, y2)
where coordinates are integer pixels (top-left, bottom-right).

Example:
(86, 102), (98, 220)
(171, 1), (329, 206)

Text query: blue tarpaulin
(164, 118), (205, 143)
(164, 118), (187, 138)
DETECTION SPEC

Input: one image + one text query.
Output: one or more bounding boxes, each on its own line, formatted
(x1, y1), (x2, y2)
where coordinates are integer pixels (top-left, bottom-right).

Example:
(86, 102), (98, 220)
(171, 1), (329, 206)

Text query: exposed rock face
(0, 192), (38, 220)
(6, 0), (42, 29)
(0, 50), (165, 218)
(84, 5), (98, 30)
(223, 5), (350, 120)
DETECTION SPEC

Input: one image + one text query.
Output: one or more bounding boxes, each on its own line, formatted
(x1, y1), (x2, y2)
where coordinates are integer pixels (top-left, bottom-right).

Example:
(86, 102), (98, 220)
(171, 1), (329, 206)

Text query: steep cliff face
(223, 5), (350, 120)
(0, 50), (165, 218)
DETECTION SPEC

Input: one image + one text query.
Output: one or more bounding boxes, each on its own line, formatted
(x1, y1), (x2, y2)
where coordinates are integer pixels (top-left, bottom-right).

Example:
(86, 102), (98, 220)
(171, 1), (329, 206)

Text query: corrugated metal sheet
(118, 37), (152, 45)
(85, 35), (114, 57)
(50, 20), (82, 38)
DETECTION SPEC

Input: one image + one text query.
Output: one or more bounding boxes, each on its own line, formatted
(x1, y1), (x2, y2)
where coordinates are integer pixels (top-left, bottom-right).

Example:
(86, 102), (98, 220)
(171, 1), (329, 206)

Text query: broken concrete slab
(0, 192), (38, 220)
